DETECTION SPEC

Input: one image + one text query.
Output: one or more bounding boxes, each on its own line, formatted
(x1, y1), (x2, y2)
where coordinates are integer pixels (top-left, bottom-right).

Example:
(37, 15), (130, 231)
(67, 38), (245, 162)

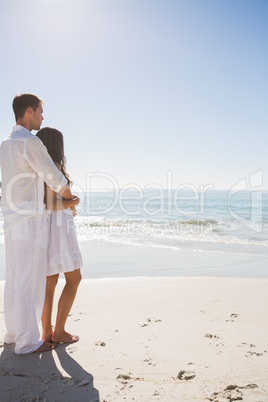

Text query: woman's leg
(52, 269), (82, 343)
(41, 274), (59, 342)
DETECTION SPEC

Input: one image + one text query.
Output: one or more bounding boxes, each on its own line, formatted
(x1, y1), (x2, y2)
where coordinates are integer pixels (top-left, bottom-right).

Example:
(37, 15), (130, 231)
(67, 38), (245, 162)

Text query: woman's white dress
(47, 196), (83, 276)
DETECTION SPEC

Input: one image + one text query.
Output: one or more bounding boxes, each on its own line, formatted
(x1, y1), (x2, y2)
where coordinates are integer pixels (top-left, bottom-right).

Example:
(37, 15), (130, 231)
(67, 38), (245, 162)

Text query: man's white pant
(4, 214), (48, 354)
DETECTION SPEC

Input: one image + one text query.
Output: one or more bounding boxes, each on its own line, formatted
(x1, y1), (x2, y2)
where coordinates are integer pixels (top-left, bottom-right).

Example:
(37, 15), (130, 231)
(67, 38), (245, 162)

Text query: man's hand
(72, 195), (80, 205)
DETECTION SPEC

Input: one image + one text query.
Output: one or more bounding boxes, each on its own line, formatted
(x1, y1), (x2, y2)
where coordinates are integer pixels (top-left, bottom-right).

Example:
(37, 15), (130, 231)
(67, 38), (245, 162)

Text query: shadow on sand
(0, 342), (100, 401)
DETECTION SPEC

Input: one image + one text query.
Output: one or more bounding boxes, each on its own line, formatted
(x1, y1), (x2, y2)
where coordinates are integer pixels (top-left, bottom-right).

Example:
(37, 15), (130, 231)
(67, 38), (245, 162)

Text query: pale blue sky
(0, 0), (267, 190)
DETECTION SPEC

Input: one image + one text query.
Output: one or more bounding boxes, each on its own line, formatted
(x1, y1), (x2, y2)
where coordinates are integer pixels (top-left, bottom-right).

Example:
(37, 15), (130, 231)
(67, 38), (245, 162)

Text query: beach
(1, 243), (268, 402)
(1, 0), (268, 397)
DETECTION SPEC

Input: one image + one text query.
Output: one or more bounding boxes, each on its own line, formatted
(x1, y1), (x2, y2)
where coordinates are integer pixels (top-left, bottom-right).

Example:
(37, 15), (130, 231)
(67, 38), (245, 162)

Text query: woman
(36, 127), (82, 344)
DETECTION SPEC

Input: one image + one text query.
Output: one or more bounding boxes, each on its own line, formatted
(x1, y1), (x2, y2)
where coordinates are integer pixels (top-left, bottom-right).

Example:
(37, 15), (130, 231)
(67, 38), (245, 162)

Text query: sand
(0, 276), (268, 402)
(1, 240), (268, 280)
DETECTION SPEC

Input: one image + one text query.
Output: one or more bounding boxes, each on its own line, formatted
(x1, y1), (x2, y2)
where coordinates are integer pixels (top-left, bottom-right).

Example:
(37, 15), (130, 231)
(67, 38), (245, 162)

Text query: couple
(0, 93), (82, 354)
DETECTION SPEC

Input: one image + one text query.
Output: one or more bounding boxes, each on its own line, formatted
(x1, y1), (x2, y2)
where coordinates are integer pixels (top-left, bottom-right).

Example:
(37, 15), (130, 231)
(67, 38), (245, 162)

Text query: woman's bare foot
(42, 332), (54, 343)
(34, 341), (56, 353)
(52, 331), (79, 344)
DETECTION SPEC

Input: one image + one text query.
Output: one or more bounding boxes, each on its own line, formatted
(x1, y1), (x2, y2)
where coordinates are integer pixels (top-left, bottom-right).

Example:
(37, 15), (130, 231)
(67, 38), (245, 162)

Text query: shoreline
(1, 240), (268, 281)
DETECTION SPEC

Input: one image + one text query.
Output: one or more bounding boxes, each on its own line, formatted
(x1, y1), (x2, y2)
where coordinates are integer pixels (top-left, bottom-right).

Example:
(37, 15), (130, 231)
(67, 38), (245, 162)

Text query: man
(0, 93), (79, 354)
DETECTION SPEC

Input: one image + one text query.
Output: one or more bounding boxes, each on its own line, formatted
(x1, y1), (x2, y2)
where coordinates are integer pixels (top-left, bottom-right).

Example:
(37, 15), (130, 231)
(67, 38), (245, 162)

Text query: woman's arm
(45, 184), (80, 211)
(45, 163), (80, 211)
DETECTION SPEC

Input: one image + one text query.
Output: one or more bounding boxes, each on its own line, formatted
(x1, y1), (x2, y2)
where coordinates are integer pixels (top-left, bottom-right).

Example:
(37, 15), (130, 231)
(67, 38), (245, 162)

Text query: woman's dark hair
(36, 127), (72, 187)
(13, 93), (42, 121)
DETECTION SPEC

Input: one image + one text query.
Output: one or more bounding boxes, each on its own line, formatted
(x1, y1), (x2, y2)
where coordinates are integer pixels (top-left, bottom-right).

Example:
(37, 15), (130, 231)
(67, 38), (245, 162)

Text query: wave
(178, 219), (218, 226)
(75, 217), (220, 227)
(1, 211), (268, 256)
(72, 216), (268, 255)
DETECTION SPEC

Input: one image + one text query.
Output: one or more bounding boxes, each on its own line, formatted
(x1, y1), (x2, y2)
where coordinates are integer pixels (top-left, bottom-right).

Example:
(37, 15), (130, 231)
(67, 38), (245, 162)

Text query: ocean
(0, 189), (268, 279)
(69, 189), (268, 257)
(0, 189), (268, 257)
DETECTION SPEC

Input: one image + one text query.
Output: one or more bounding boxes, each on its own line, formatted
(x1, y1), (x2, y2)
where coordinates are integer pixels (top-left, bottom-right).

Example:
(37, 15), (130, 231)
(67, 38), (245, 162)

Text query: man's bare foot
(34, 341), (56, 353)
(52, 331), (79, 344)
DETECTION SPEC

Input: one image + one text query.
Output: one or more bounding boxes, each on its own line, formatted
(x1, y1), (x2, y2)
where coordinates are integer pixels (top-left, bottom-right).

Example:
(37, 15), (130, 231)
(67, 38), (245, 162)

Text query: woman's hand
(70, 195), (80, 217)
(70, 206), (77, 217)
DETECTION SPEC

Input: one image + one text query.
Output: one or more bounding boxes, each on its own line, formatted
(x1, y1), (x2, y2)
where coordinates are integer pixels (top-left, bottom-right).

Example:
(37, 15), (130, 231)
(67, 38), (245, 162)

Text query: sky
(0, 0), (267, 191)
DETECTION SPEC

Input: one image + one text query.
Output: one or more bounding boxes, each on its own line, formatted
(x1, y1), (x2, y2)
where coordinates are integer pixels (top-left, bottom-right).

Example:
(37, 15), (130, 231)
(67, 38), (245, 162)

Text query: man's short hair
(12, 93), (43, 121)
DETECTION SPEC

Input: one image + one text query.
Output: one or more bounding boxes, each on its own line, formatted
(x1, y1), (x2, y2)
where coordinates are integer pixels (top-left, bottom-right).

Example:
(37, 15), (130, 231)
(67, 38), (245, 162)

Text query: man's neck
(16, 119), (31, 132)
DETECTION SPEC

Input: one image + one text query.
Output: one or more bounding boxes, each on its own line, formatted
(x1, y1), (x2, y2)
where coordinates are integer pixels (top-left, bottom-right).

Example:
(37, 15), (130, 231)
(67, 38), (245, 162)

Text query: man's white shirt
(0, 125), (67, 230)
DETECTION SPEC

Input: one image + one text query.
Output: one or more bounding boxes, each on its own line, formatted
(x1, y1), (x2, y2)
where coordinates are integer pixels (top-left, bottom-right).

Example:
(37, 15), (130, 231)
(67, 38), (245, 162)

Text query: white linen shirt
(0, 125), (68, 230)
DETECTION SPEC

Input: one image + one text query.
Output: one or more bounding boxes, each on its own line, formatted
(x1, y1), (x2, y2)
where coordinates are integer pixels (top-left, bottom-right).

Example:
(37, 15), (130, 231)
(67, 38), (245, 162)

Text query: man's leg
(8, 215), (49, 354)
(4, 230), (16, 344)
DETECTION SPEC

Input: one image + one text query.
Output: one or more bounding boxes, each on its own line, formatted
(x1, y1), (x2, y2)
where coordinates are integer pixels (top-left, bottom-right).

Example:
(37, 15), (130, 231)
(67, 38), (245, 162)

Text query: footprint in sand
(140, 318), (162, 327)
(207, 383), (258, 401)
(95, 341), (106, 347)
(142, 358), (156, 367)
(238, 342), (256, 348)
(79, 312), (88, 316)
(67, 345), (78, 354)
(245, 350), (265, 357)
(237, 342), (267, 357)
(176, 370), (196, 381)
(226, 313), (239, 322)
(116, 373), (143, 386)
(204, 333), (219, 339)
(117, 374), (132, 382)
(204, 334), (224, 350)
